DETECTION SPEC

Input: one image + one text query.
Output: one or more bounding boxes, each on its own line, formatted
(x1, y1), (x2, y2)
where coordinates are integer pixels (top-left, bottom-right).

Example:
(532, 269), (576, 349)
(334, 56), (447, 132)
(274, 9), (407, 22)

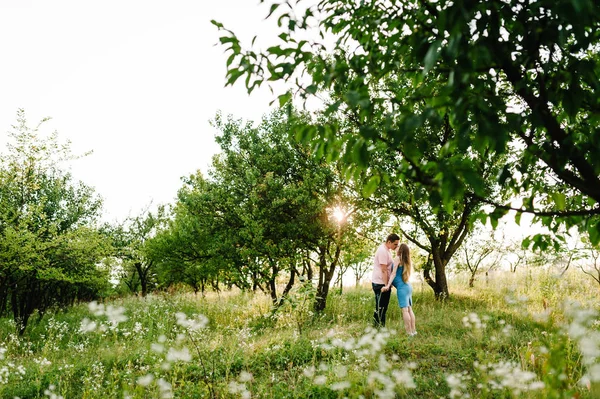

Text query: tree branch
(473, 194), (600, 217)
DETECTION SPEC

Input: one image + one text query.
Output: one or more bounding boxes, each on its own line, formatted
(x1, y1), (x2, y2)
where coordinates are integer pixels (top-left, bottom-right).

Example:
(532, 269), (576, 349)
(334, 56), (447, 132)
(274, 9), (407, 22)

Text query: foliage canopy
(213, 0), (600, 247)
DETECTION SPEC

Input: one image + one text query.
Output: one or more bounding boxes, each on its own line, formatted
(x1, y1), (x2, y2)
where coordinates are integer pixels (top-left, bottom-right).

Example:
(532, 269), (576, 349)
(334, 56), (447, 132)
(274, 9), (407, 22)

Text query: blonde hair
(397, 243), (412, 283)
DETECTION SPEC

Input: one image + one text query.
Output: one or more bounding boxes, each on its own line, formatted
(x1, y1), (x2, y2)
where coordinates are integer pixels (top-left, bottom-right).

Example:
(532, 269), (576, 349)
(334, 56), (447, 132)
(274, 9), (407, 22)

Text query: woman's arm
(382, 259), (399, 291)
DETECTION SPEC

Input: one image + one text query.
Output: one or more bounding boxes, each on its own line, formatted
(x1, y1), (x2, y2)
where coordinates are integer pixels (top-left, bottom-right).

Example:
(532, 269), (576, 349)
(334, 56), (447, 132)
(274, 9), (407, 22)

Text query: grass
(1, 268), (599, 398)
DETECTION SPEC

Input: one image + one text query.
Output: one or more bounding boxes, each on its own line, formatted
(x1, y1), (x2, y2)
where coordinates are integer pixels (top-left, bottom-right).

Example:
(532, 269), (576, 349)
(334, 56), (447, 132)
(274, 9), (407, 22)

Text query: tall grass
(1, 268), (599, 398)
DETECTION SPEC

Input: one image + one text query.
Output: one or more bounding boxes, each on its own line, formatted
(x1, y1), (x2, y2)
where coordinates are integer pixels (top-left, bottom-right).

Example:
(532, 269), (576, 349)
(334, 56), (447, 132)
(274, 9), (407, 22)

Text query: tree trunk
(135, 261), (153, 297)
(423, 256), (450, 300)
(11, 279), (38, 335)
(273, 267), (297, 309)
(468, 273), (475, 288)
(314, 244), (340, 312)
(268, 276), (278, 305)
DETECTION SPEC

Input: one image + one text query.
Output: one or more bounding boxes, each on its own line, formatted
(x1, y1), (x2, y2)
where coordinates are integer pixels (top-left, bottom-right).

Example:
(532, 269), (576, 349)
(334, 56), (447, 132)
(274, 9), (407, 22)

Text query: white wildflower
(43, 383), (64, 399)
(463, 313), (483, 329)
(502, 324), (513, 336)
(228, 381), (245, 393)
(137, 373), (154, 387)
(446, 372), (469, 399)
(378, 353), (391, 373)
(314, 375), (327, 385)
(35, 357), (52, 366)
(175, 312), (208, 331)
(334, 365), (348, 379)
(579, 335), (600, 361)
(568, 322), (587, 339)
(88, 301), (105, 316)
(151, 343), (165, 353)
(79, 317), (98, 333)
(133, 322), (144, 334)
(303, 366), (316, 378)
(587, 363), (600, 382)
(393, 369), (416, 389)
(239, 371), (253, 382)
(157, 378), (173, 399)
(166, 347), (192, 363)
(331, 381), (351, 391)
(105, 305), (128, 325)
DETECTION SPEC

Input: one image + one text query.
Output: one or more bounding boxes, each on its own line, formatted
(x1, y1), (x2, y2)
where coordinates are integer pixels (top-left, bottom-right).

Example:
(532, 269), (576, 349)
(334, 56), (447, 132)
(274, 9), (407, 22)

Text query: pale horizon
(0, 0), (279, 222)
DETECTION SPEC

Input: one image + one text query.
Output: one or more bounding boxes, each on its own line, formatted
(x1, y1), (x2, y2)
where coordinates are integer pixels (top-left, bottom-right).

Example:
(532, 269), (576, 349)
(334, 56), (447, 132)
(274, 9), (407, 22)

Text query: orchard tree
(207, 110), (335, 305)
(456, 226), (502, 288)
(333, 233), (373, 292)
(347, 99), (505, 298)
(148, 173), (237, 295)
(578, 235), (600, 288)
(213, 0), (600, 250)
(208, 109), (372, 311)
(161, 109), (379, 311)
(0, 110), (110, 333)
(110, 205), (166, 297)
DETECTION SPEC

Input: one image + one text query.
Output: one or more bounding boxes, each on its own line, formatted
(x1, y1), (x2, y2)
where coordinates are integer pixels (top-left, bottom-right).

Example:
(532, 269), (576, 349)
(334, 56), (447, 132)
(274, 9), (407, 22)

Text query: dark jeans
(372, 283), (391, 327)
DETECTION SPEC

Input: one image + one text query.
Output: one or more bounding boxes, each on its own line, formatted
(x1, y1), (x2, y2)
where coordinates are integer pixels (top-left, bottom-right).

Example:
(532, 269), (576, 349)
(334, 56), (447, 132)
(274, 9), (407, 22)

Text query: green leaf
(344, 91), (363, 107)
(267, 3), (280, 19)
(210, 20), (224, 29)
(551, 192), (566, 211)
(324, 100), (342, 116)
(589, 220), (600, 246)
(305, 84), (318, 95)
(514, 212), (522, 226)
(363, 175), (380, 197)
(278, 92), (292, 107)
(226, 53), (236, 67)
(351, 139), (369, 167)
(295, 125), (316, 143)
(424, 40), (442, 75)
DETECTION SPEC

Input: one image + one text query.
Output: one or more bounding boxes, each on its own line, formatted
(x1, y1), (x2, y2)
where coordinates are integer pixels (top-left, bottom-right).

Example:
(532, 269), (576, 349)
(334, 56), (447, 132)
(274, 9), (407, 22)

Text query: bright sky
(0, 0), (550, 247)
(0, 0), (279, 222)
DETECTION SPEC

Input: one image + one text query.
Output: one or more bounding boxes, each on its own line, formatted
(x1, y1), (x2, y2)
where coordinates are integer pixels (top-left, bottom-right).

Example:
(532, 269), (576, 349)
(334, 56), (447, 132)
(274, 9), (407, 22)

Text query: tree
(158, 109), (379, 312)
(345, 238), (375, 288)
(110, 206), (166, 297)
(209, 110), (335, 306)
(148, 174), (230, 295)
(456, 226), (501, 288)
(213, 0), (600, 248)
(0, 110), (110, 333)
(578, 235), (600, 288)
(333, 233), (373, 291)
(334, 95), (506, 297)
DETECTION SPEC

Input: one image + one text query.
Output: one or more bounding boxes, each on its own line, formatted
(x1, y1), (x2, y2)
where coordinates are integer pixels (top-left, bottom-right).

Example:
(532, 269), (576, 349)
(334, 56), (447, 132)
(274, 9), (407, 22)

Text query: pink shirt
(371, 243), (393, 284)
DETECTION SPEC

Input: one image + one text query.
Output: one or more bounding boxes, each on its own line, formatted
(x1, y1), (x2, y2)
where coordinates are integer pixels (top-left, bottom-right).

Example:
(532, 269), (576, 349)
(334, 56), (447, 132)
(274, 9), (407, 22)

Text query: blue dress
(392, 265), (413, 308)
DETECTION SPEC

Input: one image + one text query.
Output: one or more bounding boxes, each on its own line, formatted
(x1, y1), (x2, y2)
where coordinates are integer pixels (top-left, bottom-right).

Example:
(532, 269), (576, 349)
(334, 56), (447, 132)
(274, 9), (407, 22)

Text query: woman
(383, 243), (417, 336)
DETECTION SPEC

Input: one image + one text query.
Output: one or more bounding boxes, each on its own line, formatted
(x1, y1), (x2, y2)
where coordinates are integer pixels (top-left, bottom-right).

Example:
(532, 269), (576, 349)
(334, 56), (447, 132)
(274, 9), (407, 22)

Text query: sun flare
(333, 207), (345, 223)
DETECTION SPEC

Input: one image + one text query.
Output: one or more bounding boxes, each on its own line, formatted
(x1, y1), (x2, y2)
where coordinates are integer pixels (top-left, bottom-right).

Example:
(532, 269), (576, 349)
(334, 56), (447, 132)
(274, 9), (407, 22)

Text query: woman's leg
(401, 307), (412, 334)
(408, 306), (416, 334)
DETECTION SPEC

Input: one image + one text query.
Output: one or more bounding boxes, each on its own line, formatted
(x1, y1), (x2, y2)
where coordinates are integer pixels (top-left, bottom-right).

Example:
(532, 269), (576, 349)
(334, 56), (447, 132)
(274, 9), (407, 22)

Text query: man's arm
(383, 263), (398, 291)
(380, 263), (389, 287)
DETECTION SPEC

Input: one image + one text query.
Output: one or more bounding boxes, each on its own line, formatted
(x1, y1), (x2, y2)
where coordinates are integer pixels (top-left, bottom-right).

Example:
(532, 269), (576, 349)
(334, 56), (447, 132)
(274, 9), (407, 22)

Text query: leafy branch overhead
(213, 0), (600, 244)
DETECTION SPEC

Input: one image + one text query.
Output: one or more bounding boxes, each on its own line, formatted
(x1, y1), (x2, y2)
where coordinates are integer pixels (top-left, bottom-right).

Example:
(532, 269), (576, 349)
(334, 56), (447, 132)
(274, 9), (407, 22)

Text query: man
(372, 233), (400, 327)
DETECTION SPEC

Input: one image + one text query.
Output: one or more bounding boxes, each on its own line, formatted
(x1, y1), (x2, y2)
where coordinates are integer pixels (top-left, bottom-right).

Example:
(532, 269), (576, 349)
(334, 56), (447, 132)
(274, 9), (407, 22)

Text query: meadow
(1, 269), (599, 399)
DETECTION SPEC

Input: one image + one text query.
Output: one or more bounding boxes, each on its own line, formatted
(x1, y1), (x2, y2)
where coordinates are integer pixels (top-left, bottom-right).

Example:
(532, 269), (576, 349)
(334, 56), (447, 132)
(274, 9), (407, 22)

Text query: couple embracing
(371, 234), (417, 336)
